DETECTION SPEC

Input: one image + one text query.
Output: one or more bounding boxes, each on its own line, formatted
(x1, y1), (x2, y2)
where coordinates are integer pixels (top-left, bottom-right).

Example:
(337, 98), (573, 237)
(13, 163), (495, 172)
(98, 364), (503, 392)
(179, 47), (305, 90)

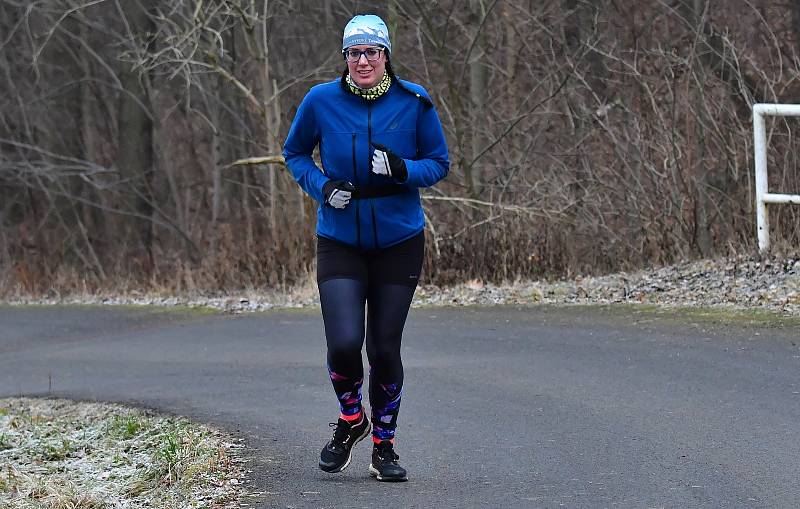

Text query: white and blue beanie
(342, 14), (391, 54)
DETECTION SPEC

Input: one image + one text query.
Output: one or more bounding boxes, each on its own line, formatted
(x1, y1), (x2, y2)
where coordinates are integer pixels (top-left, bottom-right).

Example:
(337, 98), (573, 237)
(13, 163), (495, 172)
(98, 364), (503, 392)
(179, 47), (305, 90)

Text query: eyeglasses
(343, 47), (384, 63)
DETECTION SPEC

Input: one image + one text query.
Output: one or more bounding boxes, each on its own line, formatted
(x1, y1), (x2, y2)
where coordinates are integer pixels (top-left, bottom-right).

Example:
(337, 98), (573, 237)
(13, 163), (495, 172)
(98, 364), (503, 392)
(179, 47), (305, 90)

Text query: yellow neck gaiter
(346, 71), (392, 101)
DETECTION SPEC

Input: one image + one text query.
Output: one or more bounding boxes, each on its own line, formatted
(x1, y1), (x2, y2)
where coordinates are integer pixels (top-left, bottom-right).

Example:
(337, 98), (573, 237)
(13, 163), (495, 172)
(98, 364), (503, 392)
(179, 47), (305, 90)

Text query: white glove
(328, 188), (352, 209)
(372, 148), (392, 177)
(323, 180), (354, 209)
(371, 143), (408, 181)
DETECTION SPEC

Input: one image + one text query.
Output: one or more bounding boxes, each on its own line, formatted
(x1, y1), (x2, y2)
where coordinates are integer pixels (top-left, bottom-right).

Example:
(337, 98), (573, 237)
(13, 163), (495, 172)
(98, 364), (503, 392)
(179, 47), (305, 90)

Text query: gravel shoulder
(2, 255), (798, 317)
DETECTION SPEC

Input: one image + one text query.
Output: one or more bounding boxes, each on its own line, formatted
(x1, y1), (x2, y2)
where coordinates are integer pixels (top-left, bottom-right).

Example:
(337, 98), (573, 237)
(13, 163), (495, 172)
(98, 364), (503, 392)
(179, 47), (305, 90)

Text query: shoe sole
(319, 421), (372, 474)
(369, 464), (408, 482)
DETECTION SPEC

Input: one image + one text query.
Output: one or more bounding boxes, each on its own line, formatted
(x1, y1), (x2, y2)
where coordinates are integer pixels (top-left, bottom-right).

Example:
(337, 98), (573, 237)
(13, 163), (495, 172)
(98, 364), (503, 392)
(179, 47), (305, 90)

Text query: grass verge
(592, 302), (800, 330)
(0, 398), (246, 508)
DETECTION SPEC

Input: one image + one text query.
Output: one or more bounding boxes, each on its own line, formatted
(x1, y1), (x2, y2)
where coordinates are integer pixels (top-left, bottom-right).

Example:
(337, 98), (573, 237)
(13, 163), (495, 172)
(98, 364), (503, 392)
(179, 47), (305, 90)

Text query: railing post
(753, 106), (769, 252)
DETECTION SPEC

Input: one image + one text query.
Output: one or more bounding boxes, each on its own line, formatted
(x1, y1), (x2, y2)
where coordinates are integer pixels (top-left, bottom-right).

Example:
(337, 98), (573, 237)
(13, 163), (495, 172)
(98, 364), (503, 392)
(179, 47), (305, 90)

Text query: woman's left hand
(371, 143), (408, 182)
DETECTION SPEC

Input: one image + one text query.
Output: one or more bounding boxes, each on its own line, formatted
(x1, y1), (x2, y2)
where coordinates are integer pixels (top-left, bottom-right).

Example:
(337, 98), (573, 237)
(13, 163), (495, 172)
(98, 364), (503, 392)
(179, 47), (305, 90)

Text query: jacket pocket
(373, 191), (423, 244)
(320, 131), (361, 181)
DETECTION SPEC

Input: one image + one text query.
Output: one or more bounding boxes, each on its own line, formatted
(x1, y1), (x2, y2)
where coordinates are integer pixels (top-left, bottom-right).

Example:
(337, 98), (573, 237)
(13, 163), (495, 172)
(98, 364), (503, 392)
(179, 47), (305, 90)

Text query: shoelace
(328, 421), (350, 449)
(375, 442), (400, 463)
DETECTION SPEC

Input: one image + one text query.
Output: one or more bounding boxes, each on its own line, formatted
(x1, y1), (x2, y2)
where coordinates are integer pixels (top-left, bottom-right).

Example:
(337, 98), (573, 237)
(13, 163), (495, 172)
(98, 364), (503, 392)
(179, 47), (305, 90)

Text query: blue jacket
(283, 75), (450, 249)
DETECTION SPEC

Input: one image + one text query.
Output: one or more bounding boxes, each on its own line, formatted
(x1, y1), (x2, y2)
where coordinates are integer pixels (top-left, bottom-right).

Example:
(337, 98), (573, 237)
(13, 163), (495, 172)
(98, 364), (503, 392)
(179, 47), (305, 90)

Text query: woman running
(282, 14), (450, 482)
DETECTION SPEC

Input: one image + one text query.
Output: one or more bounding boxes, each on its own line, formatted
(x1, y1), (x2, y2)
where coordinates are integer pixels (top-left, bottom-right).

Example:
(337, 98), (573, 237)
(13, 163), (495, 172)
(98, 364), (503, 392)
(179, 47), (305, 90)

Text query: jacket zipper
(368, 102), (379, 249)
(351, 133), (361, 249)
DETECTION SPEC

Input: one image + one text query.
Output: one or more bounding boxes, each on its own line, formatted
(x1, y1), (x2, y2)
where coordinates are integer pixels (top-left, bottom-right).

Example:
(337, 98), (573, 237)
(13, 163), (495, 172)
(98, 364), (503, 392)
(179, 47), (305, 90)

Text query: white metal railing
(752, 103), (800, 252)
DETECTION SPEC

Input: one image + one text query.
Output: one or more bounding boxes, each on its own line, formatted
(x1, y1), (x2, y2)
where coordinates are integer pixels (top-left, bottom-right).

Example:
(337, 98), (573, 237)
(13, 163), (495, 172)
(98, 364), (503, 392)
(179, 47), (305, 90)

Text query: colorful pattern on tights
(370, 380), (402, 440)
(328, 366), (363, 416)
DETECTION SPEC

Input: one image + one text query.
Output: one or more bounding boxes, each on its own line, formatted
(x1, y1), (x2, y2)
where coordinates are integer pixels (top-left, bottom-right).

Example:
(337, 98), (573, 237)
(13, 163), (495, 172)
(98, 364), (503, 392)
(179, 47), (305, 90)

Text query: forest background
(1, 0), (799, 296)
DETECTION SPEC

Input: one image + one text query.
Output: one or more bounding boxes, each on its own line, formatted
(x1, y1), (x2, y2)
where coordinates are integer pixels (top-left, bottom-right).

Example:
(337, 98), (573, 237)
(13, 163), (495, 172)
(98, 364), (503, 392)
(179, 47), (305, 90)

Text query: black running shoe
(369, 440), (408, 482)
(319, 414), (371, 473)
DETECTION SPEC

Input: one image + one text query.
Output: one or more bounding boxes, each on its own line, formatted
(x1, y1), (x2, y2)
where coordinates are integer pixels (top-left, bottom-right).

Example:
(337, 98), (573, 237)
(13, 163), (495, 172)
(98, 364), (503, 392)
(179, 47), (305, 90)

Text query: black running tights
(317, 232), (423, 441)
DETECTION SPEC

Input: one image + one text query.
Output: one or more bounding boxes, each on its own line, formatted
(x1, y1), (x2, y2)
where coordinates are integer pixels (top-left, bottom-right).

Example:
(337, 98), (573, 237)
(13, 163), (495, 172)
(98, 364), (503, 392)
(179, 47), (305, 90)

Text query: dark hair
(385, 58), (397, 79)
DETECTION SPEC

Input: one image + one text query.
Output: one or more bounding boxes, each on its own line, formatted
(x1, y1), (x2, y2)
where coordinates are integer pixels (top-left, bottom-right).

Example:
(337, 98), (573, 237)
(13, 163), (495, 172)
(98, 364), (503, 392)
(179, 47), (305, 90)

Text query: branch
(32, 0), (111, 68)
(0, 138), (111, 172)
(421, 195), (570, 219)
(208, 59), (265, 115)
(225, 155), (285, 168)
(466, 68), (573, 171)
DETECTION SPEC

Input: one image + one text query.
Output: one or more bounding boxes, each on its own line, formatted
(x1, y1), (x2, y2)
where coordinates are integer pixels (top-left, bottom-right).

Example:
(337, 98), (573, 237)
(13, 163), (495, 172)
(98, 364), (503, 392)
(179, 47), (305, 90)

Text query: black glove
(371, 143), (408, 182)
(322, 180), (355, 209)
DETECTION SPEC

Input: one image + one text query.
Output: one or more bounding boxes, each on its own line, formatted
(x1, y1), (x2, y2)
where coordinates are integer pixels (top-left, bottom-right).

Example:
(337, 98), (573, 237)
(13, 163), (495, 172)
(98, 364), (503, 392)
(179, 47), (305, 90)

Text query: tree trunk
(210, 76), (223, 259)
(677, 0), (713, 256)
(116, 0), (155, 266)
(78, 16), (107, 279)
(503, 2), (517, 112)
(791, 1), (800, 59)
(468, 0), (487, 197)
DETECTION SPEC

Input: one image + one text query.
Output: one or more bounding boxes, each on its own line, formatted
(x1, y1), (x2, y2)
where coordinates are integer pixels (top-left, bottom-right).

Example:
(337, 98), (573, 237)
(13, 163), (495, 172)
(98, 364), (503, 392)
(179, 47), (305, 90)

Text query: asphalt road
(1, 304), (798, 508)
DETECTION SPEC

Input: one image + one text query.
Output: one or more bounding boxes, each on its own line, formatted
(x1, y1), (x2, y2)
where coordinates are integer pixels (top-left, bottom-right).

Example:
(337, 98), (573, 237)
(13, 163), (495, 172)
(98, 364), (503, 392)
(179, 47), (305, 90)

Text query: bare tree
(1, 0), (799, 295)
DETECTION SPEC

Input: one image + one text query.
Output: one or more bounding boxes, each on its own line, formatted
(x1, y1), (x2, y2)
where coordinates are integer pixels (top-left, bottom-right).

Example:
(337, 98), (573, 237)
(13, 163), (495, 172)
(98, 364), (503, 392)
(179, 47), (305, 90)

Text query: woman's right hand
(322, 180), (355, 209)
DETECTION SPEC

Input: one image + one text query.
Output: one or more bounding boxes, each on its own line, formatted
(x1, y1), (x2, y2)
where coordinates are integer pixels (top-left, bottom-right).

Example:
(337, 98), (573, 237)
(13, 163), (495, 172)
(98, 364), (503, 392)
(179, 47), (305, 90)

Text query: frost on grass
(0, 398), (245, 508)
